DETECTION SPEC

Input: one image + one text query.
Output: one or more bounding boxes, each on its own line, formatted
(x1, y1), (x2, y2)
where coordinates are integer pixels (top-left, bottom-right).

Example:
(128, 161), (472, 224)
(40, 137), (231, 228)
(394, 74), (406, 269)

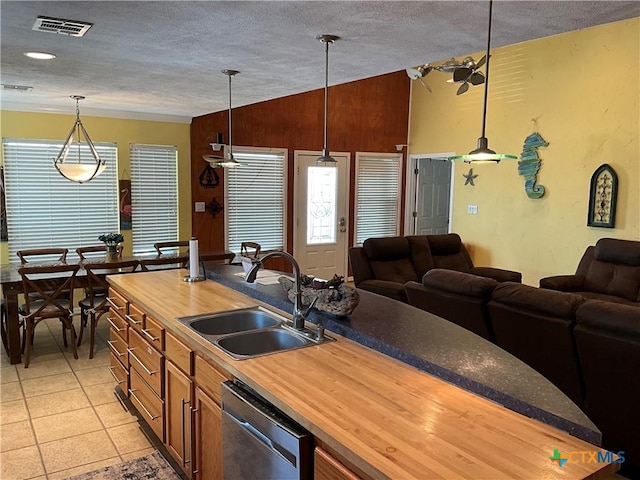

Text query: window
(354, 152), (402, 246)
(3, 138), (118, 261)
(130, 144), (178, 254)
(225, 147), (286, 253)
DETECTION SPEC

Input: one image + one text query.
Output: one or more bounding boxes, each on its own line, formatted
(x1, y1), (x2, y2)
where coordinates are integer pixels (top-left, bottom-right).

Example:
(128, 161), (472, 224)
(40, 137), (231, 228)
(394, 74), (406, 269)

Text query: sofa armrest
(348, 247), (373, 286)
(539, 275), (586, 292)
(471, 266), (522, 283)
(358, 279), (407, 303)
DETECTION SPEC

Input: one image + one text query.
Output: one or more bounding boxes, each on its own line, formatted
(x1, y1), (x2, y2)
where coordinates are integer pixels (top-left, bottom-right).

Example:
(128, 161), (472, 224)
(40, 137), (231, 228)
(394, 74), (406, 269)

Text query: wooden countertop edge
(108, 270), (620, 480)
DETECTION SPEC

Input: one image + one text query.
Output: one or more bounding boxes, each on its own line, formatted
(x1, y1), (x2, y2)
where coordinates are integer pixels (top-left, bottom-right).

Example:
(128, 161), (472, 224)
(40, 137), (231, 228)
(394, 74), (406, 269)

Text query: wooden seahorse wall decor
(518, 132), (549, 199)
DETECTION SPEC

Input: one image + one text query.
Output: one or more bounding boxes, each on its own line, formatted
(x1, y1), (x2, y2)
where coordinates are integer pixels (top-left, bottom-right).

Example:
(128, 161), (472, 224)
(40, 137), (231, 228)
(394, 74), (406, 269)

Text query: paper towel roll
(189, 237), (199, 278)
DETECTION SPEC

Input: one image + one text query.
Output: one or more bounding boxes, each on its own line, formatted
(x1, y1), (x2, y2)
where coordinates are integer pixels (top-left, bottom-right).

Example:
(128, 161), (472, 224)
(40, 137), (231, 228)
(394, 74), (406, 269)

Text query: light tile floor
(0, 317), (155, 480)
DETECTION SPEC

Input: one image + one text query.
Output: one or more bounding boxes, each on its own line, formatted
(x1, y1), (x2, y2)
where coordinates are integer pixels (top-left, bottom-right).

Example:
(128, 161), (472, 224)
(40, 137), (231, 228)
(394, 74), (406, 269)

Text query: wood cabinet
(165, 359), (193, 476)
(193, 386), (223, 480)
(107, 286), (231, 479)
(315, 447), (362, 480)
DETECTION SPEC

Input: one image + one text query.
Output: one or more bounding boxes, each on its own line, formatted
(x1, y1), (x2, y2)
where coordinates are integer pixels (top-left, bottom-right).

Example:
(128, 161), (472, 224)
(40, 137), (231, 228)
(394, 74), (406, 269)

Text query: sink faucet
(245, 251), (317, 330)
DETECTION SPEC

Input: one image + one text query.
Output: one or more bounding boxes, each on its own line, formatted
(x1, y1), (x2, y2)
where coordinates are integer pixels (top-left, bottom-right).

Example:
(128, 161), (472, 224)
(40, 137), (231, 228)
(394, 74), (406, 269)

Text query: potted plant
(98, 232), (124, 261)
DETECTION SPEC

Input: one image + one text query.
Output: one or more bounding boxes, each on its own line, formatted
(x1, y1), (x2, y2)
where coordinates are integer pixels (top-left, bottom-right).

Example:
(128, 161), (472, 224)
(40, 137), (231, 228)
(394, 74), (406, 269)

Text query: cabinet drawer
(142, 315), (165, 352)
(165, 331), (193, 376)
(109, 352), (128, 390)
(194, 356), (232, 406)
(108, 328), (128, 364)
(130, 368), (164, 441)
(106, 288), (129, 318)
(128, 329), (164, 397)
(105, 313), (128, 341)
(126, 302), (145, 335)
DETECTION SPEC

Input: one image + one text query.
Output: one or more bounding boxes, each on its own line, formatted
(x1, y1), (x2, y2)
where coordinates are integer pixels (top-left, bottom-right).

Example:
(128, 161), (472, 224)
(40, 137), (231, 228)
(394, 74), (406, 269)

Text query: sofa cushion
(594, 238), (640, 266)
(369, 258), (418, 283)
(363, 237), (410, 261)
(422, 269), (497, 299)
(584, 261), (640, 302)
(576, 300), (640, 338)
(407, 235), (434, 278)
(427, 234), (473, 272)
(491, 282), (584, 317)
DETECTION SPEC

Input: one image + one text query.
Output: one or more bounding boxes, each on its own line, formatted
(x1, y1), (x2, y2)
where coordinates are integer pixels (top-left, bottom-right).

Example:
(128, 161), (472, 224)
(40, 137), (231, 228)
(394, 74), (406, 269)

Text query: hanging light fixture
(316, 34), (340, 165)
(204, 69), (242, 168)
(449, 0), (517, 163)
(53, 95), (106, 183)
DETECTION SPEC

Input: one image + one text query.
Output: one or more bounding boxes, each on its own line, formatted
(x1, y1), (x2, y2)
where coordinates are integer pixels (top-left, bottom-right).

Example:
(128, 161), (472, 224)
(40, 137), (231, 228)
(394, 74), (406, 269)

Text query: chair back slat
(76, 245), (123, 260)
(17, 248), (68, 264)
(82, 260), (139, 309)
(140, 255), (189, 271)
(154, 241), (189, 255)
(18, 264), (80, 319)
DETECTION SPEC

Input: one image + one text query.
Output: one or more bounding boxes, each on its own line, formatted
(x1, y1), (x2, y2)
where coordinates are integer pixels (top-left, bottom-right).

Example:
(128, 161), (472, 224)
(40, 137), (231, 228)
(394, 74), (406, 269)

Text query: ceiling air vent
(1, 84), (33, 92)
(32, 16), (93, 37)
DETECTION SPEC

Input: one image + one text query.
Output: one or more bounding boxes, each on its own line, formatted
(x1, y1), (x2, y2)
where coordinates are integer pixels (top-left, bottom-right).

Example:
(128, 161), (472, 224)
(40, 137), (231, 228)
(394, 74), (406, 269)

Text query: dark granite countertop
(204, 263), (600, 445)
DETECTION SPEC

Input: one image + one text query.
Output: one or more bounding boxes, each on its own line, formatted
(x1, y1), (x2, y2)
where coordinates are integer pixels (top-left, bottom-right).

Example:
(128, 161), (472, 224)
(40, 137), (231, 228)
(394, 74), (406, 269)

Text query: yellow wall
(0, 111), (191, 260)
(408, 18), (639, 285)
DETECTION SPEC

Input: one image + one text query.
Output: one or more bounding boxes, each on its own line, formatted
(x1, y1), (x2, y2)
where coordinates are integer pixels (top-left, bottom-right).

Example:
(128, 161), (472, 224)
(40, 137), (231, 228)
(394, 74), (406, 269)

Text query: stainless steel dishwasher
(221, 380), (312, 480)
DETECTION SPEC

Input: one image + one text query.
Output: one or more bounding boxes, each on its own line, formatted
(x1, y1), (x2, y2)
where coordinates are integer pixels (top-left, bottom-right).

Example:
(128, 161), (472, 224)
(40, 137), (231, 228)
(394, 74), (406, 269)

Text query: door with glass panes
(293, 151), (349, 281)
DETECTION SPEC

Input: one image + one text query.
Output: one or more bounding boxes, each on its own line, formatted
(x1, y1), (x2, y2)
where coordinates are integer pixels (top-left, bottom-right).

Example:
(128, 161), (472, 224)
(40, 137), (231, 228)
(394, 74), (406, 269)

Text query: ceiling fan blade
(475, 55), (487, 69)
(453, 68), (471, 82)
(418, 77), (432, 93)
(469, 72), (485, 85)
(457, 82), (469, 95)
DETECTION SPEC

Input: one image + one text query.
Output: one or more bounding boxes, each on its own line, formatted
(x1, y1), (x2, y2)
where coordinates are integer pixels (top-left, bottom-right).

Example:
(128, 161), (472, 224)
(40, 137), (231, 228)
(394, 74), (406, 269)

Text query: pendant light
(54, 95), (106, 183)
(449, 1), (516, 163)
(204, 69), (242, 168)
(316, 34), (340, 165)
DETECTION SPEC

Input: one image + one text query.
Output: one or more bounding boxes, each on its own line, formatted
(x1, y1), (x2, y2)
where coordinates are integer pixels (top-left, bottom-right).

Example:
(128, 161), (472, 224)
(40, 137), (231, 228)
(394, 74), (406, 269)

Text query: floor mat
(65, 451), (182, 480)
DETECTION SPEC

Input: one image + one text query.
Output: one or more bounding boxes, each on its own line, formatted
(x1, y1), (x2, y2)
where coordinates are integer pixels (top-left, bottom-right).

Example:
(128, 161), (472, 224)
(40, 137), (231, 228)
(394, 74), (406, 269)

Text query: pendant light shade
(316, 34), (340, 165)
(54, 95), (106, 183)
(449, 1), (516, 164)
(205, 69), (242, 168)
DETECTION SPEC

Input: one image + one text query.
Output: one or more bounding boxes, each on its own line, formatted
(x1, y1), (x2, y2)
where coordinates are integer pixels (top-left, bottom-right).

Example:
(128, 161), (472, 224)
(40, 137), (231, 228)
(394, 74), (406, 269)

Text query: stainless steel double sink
(177, 306), (333, 360)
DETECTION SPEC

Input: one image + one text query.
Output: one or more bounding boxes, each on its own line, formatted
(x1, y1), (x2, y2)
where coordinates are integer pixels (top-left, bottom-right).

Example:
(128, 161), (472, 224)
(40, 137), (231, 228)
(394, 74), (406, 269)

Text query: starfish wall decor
(463, 168), (478, 186)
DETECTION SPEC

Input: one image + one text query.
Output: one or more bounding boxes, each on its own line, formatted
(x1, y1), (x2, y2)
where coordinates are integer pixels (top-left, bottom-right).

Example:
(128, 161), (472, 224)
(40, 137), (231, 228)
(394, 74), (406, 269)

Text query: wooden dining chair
(76, 245), (123, 260)
(153, 241), (189, 255)
(240, 242), (262, 259)
(139, 255), (190, 271)
(18, 263), (80, 367)
(78, 260), (139, 358)
(17, 248), (68, 264)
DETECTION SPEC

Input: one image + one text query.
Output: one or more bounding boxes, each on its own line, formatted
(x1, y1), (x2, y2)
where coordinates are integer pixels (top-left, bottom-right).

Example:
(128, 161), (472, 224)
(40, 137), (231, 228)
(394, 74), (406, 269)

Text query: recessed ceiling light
(24, 51), (56, 60)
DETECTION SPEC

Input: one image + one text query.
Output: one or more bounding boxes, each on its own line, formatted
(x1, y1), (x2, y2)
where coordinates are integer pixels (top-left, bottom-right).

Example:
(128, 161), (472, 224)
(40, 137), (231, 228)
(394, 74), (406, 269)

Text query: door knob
(338, 217), (346, 232)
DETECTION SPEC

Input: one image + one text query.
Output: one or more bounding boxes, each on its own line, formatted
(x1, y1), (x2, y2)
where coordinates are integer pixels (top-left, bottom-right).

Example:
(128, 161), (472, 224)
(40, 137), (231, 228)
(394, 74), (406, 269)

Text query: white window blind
(130, 144), (178, 254)
(225, 148), (286, 253)
(354, 153), (402, 246)
(3, 138), (118, 261)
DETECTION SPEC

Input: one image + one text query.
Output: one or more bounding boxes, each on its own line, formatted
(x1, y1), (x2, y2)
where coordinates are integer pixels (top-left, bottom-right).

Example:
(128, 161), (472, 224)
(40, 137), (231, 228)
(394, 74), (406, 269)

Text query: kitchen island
(108, 268), (618, 479)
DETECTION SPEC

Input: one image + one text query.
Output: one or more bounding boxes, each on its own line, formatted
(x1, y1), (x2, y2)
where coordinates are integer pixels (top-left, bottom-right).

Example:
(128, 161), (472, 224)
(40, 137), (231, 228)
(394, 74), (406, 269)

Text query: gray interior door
(413, 158), (451, 235)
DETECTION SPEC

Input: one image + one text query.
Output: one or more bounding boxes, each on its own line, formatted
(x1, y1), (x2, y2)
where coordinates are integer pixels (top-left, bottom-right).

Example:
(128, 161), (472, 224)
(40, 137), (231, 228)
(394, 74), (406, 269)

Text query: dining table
(1, 249), (235, 365)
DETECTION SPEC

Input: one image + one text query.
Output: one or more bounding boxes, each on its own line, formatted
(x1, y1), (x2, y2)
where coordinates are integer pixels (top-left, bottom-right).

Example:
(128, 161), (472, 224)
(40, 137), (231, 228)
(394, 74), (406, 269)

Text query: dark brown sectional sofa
(400, 237), (640, 476)
(349, 233), (521, 302)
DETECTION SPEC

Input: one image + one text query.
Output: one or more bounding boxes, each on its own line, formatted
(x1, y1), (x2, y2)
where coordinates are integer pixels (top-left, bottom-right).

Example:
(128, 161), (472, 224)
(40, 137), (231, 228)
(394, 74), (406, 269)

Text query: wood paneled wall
(190, 71), (410, 270)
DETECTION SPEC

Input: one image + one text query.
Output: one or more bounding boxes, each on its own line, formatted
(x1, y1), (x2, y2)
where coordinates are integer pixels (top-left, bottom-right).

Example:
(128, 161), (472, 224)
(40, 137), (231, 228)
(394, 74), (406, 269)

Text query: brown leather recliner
(540, 238), (640, 306)
(405, 269), (498, 340)
(574, 300), (640, 477)
(487, 282), (586, 406)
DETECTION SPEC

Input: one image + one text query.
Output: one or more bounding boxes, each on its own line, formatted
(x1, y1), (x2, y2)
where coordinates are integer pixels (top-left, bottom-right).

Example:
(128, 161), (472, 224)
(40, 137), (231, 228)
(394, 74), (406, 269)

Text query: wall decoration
(463, 168), (478, 186)
(206, 198), (224, 218)
(587, 164), (618, 228)
(0, 166), (7, 241)
(199, 163), (220, 188)
(119, 179), (132, 230)
(518, 132), (549, 199)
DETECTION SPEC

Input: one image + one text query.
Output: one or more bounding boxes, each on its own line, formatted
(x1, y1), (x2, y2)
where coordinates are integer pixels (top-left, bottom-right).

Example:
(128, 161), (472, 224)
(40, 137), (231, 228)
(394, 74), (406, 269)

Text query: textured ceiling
(1, 1), (638, 122)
